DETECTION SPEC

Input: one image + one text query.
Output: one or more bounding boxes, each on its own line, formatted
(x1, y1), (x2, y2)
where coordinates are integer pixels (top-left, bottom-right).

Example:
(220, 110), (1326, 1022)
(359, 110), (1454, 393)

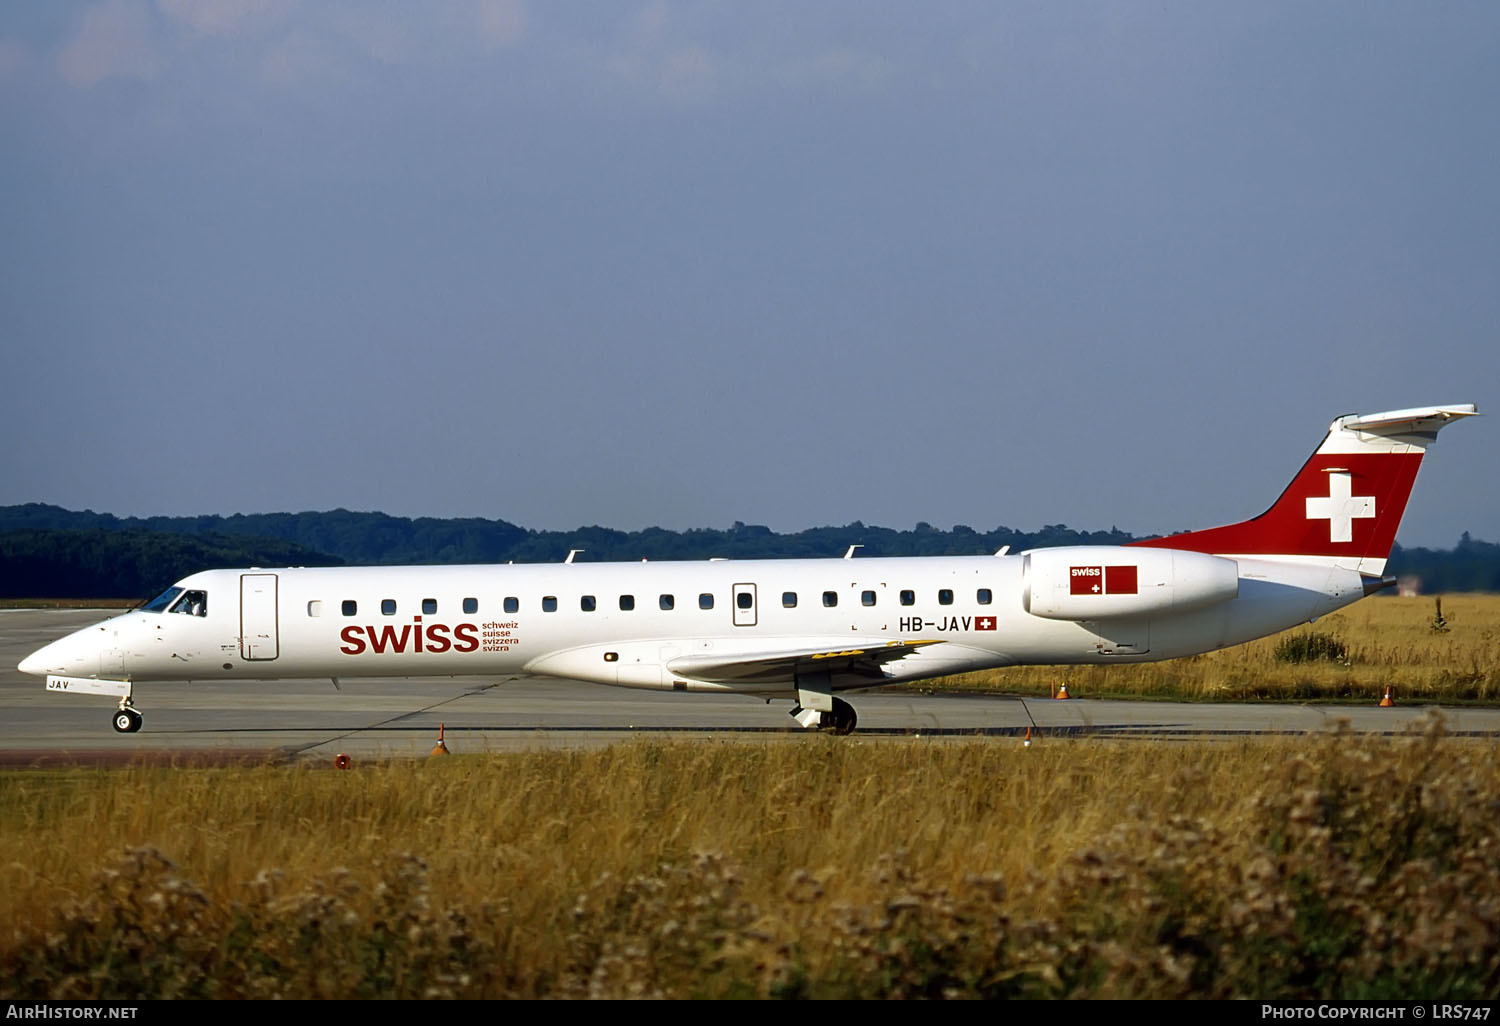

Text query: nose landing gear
(112, 699), (143, 733)
(39, 675), (141, 733)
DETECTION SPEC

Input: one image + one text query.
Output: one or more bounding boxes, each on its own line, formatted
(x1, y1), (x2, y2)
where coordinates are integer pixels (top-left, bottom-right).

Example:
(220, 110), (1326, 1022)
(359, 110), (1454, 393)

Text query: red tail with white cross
(1132, 405), (1476, 574)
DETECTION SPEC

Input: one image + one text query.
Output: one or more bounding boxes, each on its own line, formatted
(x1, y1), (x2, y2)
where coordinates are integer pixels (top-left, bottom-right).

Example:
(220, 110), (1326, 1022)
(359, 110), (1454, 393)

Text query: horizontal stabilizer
(1333, 405), (1478, 442)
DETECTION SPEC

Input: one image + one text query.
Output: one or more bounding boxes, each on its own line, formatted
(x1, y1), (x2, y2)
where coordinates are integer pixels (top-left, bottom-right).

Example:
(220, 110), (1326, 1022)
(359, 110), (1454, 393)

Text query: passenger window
(581, 595), (597, 612)
(700, 593), (714, 610)
(307, 601), (322, 617)
(342, 600), (357, 616)
(900, 590), (915, 606)
(504, 597), (519, 614)
(861, 590), (876, 606)
(463, 597), (478, 614)
(543, 596), (558, 612)
(620, 595), (635, 611)
(382, 599), (397, 615)
(736, 592), (752, 609)
(782, 592), (797, 608)
(939, 589), (953, 606)
(660, 594), (675, 610)
(977, 588), (992, 605)
(422, 598), (437, 615)
(822, 591), (838, 608)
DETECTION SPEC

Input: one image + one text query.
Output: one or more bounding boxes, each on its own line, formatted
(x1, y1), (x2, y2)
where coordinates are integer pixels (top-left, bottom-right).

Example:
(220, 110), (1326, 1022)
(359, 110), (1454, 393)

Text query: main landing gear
(790, 669), (858, 735)
(112, 700), (143, 733)
(789, 696), (858, 735)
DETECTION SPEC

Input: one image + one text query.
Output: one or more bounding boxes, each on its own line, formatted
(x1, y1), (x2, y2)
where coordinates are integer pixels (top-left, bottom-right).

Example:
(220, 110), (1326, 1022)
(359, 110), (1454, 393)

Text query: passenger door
(240, 573), (279, 660)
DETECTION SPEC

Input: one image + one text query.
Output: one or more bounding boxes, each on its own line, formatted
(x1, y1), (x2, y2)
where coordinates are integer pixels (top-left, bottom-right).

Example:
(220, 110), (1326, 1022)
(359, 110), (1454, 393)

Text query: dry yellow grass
(3, 721), (1499, 998)
(935, 594), (1500, 702)
(2, 742), (1217, 926)
(2, 598), (1496, 997)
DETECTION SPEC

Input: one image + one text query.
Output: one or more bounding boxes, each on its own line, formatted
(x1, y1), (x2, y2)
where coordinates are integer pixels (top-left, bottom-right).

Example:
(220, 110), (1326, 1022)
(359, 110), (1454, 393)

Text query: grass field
(2, 721), (1498, 999)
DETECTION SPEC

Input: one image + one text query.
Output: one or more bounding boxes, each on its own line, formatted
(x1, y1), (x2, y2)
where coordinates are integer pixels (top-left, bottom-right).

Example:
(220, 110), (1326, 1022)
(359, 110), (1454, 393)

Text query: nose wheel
(112, 705), (143, 733)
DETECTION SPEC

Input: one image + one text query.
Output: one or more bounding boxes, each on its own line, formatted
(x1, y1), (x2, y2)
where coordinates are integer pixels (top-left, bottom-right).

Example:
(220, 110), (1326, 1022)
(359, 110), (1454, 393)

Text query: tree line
(0, 504), (1493, 598)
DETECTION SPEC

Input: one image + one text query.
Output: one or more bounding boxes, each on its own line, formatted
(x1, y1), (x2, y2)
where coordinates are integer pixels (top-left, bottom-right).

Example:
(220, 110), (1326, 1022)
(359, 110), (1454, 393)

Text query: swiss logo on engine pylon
(1305, 471), (1376, 544)
(1070, 566), (1138, 596)
(1070, 566), (1102, 594)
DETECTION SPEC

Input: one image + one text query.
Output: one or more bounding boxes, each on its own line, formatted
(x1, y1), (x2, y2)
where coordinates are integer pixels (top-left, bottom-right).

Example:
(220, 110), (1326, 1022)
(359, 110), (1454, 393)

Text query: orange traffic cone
(1379, 686), (1395, 708)
(430, 722), (451, 756)
(1055, 683), (1071, 700)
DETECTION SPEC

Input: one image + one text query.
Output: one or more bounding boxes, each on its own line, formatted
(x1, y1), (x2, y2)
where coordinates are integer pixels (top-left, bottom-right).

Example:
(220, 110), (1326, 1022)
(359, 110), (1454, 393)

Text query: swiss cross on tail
(1306, 471), (1376, 543)
(1131, 404), (1477, 575)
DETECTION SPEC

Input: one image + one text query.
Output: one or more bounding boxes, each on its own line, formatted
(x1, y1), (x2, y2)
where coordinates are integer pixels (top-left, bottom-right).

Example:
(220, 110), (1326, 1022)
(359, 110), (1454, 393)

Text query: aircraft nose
(18, 643), (54, 676)
(18, 632), (92, 677)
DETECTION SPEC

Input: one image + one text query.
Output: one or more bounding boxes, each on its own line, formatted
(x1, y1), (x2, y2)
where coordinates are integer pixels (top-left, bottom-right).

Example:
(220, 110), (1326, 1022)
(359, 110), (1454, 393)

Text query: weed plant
(2, 718), (1498, 998)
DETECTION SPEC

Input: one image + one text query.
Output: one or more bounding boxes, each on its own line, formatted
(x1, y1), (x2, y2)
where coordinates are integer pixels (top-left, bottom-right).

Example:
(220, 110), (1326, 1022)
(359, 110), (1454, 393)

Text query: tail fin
(1132, 404), (1477, 574)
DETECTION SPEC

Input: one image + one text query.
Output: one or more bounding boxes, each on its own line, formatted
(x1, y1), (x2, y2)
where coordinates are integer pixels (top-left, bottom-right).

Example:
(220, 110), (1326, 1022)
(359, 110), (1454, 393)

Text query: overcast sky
(1, 1), (1494, 549)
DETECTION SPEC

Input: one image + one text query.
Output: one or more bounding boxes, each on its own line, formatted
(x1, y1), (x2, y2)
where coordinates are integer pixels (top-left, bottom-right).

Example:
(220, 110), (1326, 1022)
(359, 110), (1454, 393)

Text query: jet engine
(1023, 546), (1239, 620)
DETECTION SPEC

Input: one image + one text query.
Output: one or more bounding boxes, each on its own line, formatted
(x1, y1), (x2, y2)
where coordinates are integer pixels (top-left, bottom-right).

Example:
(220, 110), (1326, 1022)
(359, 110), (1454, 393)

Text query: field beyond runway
(6, 610), (1500, 999)
(4, 608), (1500, 764)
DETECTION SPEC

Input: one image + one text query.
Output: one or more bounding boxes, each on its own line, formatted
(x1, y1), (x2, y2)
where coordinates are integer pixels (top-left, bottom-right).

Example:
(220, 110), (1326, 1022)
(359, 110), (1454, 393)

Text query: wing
(524, 636), (992, 693)
(665, 639), (943, 686)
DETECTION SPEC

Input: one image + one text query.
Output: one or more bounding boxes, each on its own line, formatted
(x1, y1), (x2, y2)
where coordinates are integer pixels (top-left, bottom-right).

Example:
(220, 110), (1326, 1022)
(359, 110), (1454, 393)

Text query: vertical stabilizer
(1132, 405), (1477, 575)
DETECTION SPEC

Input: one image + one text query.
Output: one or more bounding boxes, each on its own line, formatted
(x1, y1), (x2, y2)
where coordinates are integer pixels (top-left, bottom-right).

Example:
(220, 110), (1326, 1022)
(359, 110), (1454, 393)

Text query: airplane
(18, 403), (1477, 736)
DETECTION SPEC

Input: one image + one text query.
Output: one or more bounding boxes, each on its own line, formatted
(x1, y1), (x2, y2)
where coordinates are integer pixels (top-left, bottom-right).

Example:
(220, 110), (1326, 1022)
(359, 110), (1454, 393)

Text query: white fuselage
(20, 549), (1369, 700)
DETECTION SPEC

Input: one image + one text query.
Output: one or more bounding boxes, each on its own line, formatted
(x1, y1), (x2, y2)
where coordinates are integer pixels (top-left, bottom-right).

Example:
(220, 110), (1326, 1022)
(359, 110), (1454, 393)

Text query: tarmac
(3, 608), (1497, 767)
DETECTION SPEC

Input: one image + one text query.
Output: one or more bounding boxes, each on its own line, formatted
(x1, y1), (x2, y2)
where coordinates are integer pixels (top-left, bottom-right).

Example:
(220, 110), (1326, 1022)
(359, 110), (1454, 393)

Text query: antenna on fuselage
(994, 546), (1010, 556)
(565, 549), (584, 563)
(843, 545), (862, 559)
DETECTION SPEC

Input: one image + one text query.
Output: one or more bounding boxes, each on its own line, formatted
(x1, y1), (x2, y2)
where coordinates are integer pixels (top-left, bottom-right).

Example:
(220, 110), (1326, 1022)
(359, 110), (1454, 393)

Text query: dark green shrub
(1274, 632), (1349, 664)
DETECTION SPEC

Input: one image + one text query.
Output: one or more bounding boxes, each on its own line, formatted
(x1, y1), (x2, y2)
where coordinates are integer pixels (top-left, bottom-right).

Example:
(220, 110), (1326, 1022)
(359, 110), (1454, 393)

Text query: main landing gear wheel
(789, 696), (859, 735)
(113, 707), (143, 733)
(824, 698), (857, 736)
(828, 696), (864, 738)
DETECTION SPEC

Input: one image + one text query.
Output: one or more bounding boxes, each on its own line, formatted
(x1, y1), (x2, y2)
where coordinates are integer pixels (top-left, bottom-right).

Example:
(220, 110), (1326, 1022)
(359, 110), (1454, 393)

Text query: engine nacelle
(1023, 546), (1239, 621)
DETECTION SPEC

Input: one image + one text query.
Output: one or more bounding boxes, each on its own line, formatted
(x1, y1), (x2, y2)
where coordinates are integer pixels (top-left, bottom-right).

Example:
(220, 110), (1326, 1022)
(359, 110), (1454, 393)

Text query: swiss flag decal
(976, 615), (996, 631)
(1105, 565), (1138, 595)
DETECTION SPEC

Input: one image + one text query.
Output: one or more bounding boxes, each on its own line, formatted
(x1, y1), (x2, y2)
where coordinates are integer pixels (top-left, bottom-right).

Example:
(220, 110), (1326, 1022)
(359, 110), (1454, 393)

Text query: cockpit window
(142, 587), (184, 613)
(170, 590), (208, 617)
